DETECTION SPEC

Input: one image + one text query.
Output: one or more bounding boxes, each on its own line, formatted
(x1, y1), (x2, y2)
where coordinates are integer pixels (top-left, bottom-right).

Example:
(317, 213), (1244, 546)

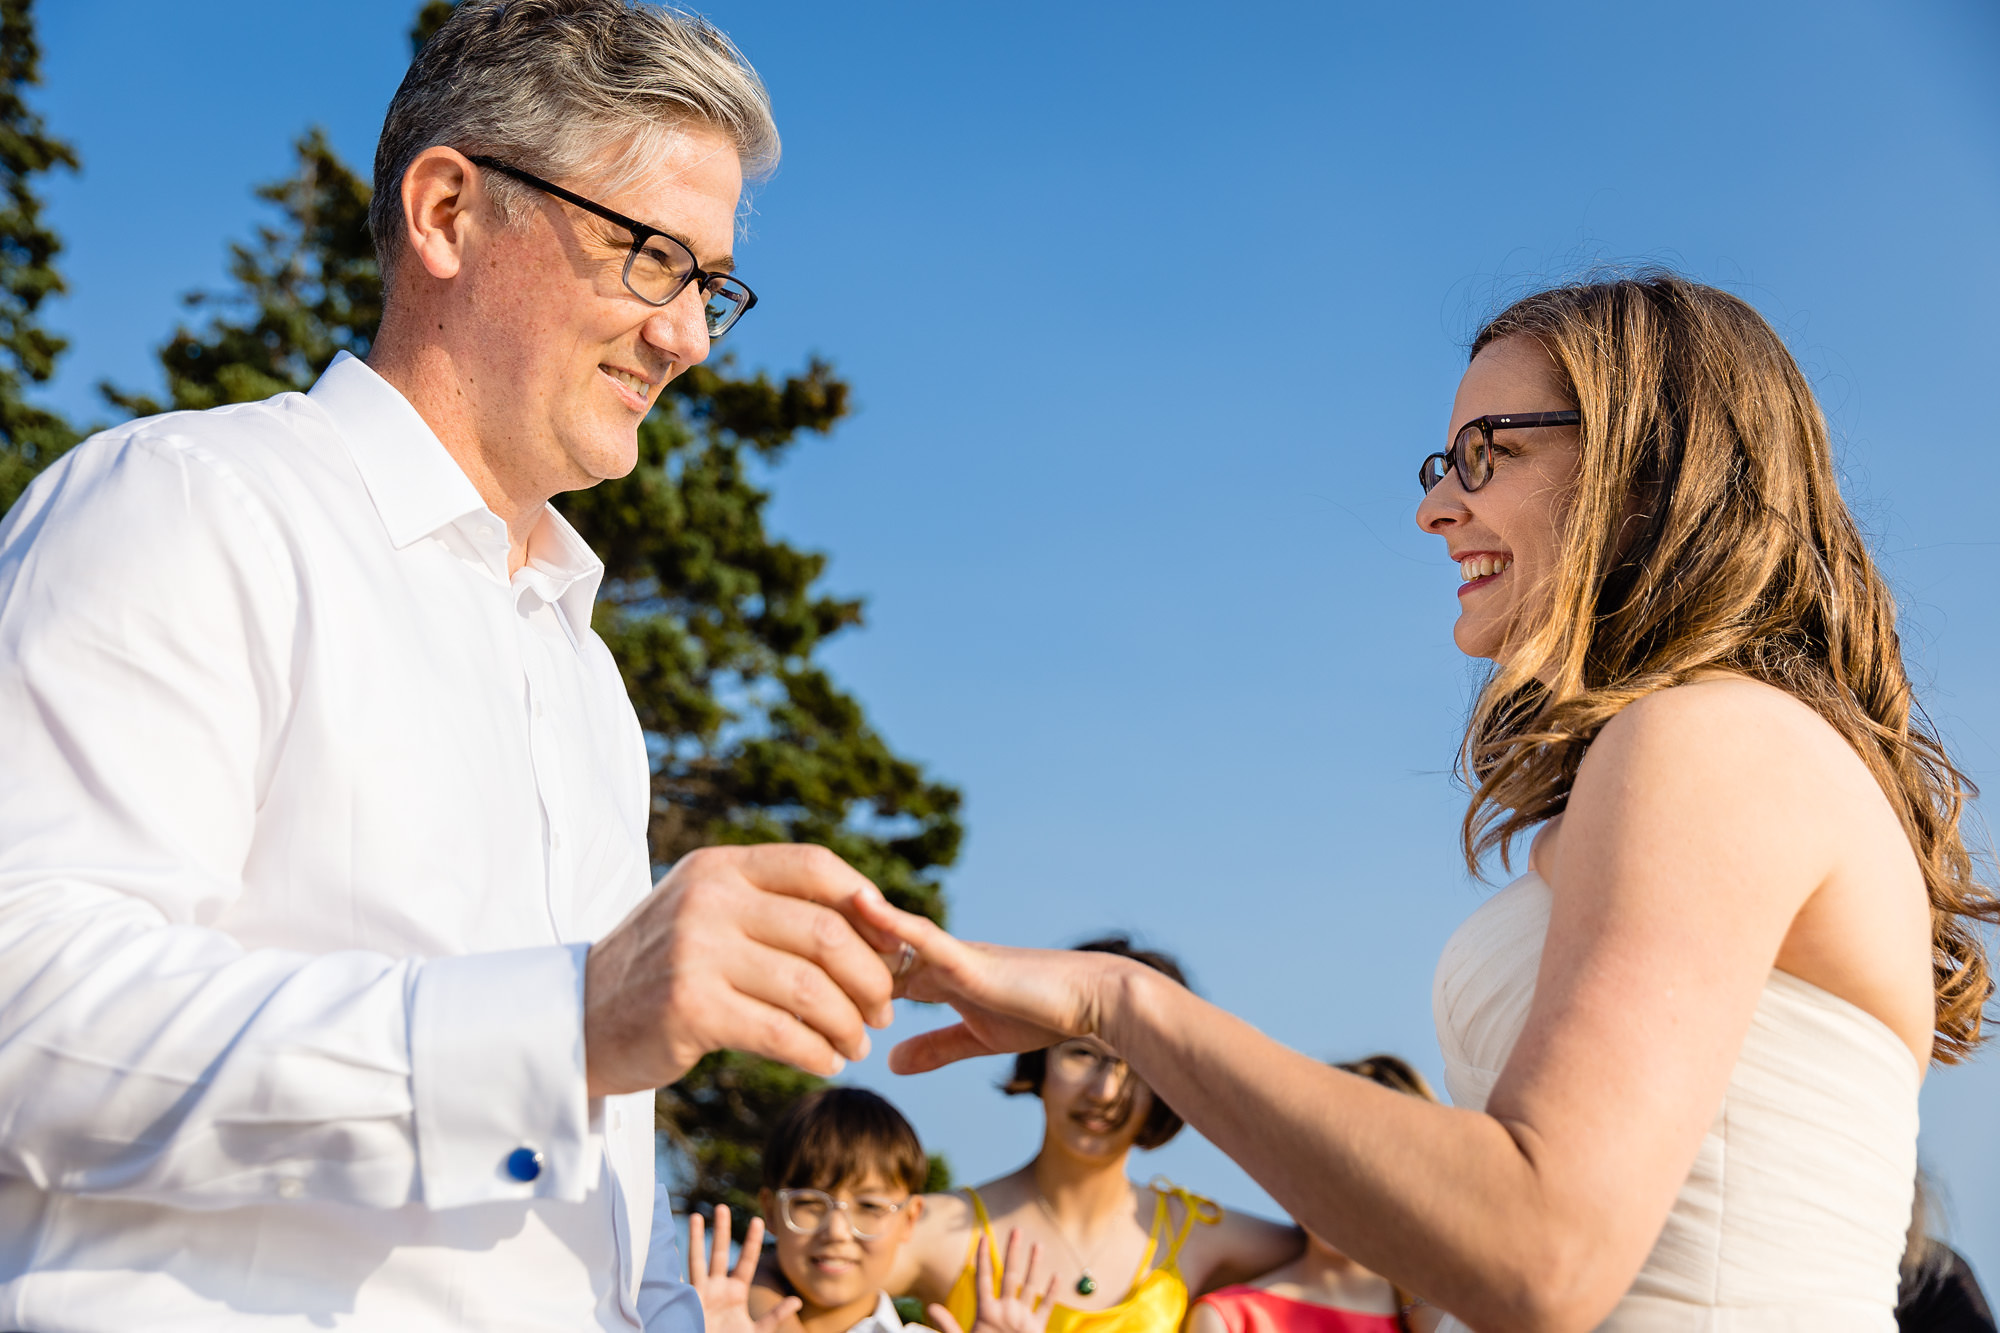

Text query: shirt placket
(519, 605), (575, 942)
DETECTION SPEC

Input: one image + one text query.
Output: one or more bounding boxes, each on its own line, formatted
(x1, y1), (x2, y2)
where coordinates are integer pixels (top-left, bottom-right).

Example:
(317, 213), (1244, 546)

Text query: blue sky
(34, 0), (2000, 1285)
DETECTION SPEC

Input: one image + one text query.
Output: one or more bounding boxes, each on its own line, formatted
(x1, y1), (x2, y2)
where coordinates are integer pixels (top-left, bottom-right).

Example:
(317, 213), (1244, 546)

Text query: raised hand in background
(689, 1204), (802, 1333)
(928, 1230), (1059, 1333)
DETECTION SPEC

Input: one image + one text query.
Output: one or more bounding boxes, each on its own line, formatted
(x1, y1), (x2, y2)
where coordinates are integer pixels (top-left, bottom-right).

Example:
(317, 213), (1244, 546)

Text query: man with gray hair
(0, 2), (897, 1328)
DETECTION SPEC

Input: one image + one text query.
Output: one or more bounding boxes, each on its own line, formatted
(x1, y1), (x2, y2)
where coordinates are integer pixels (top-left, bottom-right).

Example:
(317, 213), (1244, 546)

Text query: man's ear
(397, 146), (486, 282)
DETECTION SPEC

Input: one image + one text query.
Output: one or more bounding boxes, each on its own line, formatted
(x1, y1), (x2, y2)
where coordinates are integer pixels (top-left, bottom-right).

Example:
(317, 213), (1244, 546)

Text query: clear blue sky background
(33, 0), (2000, 1288)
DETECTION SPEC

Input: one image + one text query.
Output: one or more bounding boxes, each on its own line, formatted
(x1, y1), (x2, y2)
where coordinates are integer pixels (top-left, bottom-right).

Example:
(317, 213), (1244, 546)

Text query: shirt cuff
(410, 942), (594, 1208)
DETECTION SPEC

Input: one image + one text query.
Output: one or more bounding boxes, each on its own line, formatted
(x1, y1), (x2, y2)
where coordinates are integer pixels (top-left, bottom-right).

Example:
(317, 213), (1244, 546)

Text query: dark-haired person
(856, 274), (1999, 1332)
(1895, 1172), (1996, 1333)
(750, 1088), (934, 1333)
(1190, 1058), (1445, 1333)
(877, 938), (1298, 1333)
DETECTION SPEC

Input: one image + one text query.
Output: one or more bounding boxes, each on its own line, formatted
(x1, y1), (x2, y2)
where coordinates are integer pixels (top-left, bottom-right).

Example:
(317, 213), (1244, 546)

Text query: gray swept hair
(369, 0), (779, 281)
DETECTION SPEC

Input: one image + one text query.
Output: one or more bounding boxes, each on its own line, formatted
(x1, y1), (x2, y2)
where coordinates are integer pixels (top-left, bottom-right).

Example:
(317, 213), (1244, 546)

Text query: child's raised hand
(689, 1205), (802, 1333)
(926, 1230), (1058, 1333)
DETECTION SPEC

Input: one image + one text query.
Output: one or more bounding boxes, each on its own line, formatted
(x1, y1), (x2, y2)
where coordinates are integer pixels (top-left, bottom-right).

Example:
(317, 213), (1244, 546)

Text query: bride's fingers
(888, 1021), (1001, 1075)
(1036, 1271), (1059, 1322)
(850, 891), (965, 986)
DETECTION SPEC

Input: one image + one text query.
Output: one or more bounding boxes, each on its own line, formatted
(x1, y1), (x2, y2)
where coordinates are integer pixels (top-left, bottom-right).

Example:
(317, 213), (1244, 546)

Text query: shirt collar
(513, 504), (605, 631)
(847, 1291), (904, 1333)
(308, 351), (489, 550)
(308, 352), (607, 628)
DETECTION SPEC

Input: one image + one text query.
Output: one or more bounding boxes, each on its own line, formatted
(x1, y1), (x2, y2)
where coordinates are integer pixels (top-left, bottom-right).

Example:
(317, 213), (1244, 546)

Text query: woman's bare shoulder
(924, 1189), (977, 1220)
(912, 1188), (976, 1243)
(1573, 675), (1892, 846)
(1175, 1193), (1302, 1292)
(893, 1189), (980, 1300)
(1594, 675), (1858, 769)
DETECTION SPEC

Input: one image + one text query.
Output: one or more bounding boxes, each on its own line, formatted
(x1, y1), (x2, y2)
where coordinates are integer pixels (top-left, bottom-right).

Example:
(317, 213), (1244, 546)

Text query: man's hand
(584, 844), (900, 1096)
(927, 1231), (1058, 1333)
(689, 1205), (801, 1333)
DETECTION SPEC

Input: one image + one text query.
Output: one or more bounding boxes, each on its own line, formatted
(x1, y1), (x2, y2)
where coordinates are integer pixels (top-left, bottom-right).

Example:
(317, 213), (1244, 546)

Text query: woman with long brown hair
(853, 273), (1999, 1332)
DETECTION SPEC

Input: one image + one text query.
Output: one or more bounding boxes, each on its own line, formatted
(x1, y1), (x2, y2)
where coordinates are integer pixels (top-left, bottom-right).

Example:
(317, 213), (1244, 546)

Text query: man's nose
(641, 284), (712, 371)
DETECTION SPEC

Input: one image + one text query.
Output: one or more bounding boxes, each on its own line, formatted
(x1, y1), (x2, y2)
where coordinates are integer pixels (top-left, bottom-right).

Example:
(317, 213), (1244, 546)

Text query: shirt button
(505, 1147), (544, 1182)
(276, 1176), (305, 1200)
(551, 830), (563, 850)
(533, 697), (544, 718)
(611, 1107), (624, 1131)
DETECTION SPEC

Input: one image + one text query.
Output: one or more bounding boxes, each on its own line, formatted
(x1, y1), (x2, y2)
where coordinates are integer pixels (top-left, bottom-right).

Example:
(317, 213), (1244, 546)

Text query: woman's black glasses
(467, 155), (758, 338)
(1418, 411), (1581, 494)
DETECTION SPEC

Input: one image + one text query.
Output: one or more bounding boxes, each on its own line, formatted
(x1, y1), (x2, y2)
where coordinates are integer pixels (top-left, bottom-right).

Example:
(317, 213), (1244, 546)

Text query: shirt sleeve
(639, 1169), (705, 1333)
(0, 426), (593, 1210)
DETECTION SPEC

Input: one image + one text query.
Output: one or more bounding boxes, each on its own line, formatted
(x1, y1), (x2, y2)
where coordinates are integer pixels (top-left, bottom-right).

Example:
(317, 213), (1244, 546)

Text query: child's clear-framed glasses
(775, 1188), (908, 1240)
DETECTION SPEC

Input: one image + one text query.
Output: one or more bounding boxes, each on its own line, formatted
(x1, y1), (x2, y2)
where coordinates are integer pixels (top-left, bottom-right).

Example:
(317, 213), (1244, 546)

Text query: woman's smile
(1455, 550), (1514, 596)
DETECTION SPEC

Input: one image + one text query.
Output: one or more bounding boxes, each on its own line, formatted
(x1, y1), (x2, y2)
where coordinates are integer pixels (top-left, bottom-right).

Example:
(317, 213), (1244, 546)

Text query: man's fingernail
(829, 1055), (846, 1075)
(858, 1032), (872, 1060)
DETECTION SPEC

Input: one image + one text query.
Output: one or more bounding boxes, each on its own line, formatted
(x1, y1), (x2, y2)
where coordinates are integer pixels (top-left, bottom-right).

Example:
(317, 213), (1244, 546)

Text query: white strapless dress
(1431, 873), (1919, 1332)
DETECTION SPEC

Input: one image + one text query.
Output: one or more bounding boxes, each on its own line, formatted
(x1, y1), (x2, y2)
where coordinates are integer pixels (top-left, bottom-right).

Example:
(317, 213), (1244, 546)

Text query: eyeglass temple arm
(1483, 411), (1581, 428)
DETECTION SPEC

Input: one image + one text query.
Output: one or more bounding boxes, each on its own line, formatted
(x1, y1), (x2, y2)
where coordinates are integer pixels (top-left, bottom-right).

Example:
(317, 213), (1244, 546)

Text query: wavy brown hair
(1459, 272), (1997, 1062)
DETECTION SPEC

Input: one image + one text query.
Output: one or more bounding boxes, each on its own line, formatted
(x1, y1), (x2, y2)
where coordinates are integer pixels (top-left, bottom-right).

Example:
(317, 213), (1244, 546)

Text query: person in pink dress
(1188, 1058), (1444, 1333)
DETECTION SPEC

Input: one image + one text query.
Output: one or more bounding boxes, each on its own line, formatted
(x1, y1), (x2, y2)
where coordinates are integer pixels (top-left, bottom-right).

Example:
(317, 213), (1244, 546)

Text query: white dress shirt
(0, 352), (700, 1331)
(844, 1291), (906, 1333)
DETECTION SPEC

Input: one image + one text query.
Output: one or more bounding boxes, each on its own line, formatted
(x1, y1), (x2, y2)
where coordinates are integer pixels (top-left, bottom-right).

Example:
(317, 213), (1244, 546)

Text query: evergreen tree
(102, 10), (962, 1228)
(0, 0), (79, 515)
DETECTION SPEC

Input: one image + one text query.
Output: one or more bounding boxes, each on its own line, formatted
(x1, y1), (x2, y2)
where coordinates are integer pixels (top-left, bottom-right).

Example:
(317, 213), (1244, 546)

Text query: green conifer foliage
(99, 127), (378, 418)
(0, 0), (79, 514)
(103, 107), (961, 1229)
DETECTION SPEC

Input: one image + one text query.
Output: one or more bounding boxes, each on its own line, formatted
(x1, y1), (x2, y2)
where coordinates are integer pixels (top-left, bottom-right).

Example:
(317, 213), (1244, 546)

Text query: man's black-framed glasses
(1418, 411), (1581, 494)
(468, 155), (757, 338)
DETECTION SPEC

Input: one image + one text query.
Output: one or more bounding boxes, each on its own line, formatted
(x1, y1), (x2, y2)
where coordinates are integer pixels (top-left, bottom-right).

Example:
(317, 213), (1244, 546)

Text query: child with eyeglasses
(688, 1087), (1059, 1333)
(704, 1087), (936, 1333)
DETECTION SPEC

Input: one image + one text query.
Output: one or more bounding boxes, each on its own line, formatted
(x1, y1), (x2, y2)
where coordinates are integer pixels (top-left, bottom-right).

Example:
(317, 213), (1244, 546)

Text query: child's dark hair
(1333, 1053), (1439, 1103)
(1002, 935), (1189, 1150)
(761, 1087), (928, 1195)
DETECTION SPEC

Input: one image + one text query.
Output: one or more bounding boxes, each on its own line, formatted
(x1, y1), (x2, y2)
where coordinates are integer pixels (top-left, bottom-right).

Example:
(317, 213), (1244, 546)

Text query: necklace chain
(1030, 1184), (1133, 1298)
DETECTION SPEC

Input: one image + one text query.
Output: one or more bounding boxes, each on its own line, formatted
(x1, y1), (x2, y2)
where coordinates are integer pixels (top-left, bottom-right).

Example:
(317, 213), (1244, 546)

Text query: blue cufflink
(505, 1147), (545, 1182)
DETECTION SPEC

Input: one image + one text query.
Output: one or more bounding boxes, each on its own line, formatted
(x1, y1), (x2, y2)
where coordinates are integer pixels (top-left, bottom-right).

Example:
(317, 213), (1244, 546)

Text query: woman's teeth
(1459, 554), (1513, 582)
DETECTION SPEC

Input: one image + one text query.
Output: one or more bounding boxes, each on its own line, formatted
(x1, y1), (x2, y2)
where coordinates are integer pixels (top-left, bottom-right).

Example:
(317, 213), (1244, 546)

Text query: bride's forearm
(1101, 963), (1607, 1333)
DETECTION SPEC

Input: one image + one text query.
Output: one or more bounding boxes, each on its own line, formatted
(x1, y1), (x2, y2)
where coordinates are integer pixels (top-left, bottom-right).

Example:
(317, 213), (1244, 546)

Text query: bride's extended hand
(850, 892), (1134, 1074)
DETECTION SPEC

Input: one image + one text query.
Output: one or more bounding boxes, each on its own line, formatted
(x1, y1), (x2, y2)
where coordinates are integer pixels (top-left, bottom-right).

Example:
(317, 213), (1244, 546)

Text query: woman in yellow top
(883, 937), (1301, 1333)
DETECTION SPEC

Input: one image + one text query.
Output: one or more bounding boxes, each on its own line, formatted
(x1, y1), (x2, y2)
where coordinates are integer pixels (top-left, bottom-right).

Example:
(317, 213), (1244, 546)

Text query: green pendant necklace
(1031, 1187), (1120, 1298)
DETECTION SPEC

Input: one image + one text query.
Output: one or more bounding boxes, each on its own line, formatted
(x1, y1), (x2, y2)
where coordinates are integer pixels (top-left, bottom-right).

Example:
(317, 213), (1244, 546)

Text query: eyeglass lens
(1453, 423), (1493, 491)
(779, 1189), (900, 1239)
(622, 241), (752, 337)
(1419, 424), (1495, 495)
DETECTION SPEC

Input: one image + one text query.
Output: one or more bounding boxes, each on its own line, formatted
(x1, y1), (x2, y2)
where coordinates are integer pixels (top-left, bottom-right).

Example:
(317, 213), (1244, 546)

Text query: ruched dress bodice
(1431, 874), (1920, 1332)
